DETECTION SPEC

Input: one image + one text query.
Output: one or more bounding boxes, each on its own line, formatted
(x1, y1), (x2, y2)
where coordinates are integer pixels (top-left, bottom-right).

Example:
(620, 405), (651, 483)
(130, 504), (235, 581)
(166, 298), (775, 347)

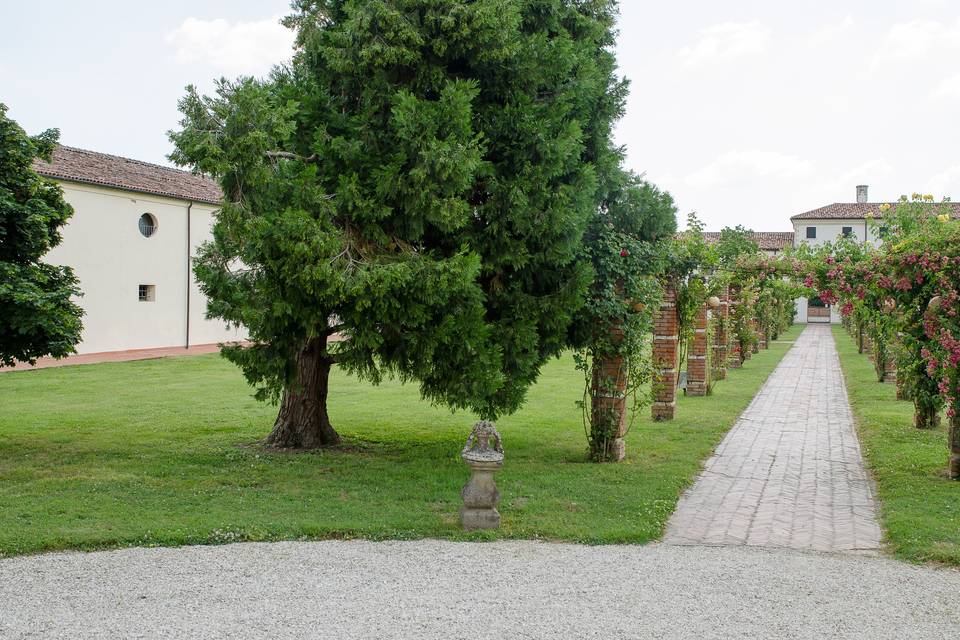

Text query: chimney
(856, 185), (869, 203)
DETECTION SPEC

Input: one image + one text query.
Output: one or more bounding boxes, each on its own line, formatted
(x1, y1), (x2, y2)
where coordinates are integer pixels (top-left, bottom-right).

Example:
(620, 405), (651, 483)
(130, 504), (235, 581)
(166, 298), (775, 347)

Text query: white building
(790, 185), (960, 323)
(790, 186), (882, 324)
(705, 186), (957, 325)
(33, 146), (243, 354)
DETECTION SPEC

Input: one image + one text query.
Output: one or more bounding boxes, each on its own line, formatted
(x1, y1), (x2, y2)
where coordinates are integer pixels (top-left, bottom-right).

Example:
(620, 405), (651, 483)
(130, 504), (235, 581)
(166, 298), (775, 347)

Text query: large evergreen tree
(170, 0), (630, 447)
(0, 104), (83, 367)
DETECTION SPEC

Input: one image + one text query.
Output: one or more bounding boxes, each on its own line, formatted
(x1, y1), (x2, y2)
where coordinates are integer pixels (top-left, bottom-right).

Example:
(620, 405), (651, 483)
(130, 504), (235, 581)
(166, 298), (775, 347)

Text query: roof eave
(38, 172), (222, 206)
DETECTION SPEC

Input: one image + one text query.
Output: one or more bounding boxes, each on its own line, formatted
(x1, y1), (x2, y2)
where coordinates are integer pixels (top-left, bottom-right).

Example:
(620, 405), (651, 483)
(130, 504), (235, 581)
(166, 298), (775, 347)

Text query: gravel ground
(1, 540), (958, 639)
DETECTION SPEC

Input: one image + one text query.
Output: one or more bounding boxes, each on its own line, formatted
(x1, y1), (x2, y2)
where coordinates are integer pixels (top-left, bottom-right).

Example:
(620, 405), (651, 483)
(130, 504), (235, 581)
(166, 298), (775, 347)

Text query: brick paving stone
(664, 324), (882, 553)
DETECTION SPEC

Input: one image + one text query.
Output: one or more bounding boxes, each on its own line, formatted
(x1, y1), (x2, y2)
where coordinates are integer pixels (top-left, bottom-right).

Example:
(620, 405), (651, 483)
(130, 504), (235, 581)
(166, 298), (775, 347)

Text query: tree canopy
(0, 104), (83, 367)
(170, 0), (639, 445)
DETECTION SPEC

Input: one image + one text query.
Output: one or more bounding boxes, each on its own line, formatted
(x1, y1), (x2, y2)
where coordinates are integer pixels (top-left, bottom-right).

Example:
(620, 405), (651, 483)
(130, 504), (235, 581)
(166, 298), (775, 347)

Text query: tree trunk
(265, 336), (340, 448)
(914, 398), (941, 430)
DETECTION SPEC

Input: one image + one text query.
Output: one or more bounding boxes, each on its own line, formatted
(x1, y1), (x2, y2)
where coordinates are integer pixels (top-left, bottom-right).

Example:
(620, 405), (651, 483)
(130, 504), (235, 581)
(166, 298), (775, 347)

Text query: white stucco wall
(45, 182), (244, 353)
(792, 219), (882, 249)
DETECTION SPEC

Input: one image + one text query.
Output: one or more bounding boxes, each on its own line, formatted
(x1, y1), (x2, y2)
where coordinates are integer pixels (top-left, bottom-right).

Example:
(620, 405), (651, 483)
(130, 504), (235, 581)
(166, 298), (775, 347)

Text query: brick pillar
(758, 327), (768, 350)
(728, 285), (742, 369)
(589, 325), (627, 462)
(882, 353), (897, 383)
(893, 332), (906, 398)
(652, 282), (678, 421)
(685, 304), (710, 396)
(748, 318), (758, 356)
(896, 374), (908, 400)
(949, 410), (960, 480)
(712, 287), (729, 381)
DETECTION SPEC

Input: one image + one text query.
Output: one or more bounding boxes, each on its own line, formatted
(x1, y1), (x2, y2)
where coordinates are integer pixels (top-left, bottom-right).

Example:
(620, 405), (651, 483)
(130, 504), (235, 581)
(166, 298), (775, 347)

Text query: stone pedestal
(460, 420), (504, 530)
(461, 458), (503, 530)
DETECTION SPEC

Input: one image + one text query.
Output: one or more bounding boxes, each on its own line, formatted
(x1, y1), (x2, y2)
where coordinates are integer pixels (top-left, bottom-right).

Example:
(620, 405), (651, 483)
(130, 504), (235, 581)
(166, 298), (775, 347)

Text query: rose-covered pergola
(575, 217), (799, 461)
(575, 196), (959, 478)
(802, 196), (960, 479)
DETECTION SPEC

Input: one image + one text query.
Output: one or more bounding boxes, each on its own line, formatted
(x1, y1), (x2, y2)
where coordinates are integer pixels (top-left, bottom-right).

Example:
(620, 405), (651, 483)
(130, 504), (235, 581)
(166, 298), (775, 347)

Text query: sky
(3, 1), (959, 231)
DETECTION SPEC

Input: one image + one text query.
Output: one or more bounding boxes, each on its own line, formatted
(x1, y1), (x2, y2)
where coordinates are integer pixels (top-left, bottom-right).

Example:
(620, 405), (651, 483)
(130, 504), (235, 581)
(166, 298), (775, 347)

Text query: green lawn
(0, 326), (800, 557)
(833, 326), (960, 566)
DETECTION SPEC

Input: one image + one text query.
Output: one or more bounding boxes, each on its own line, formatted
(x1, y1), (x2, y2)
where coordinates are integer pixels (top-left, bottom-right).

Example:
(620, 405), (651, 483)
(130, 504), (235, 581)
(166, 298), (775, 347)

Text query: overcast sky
(3, 1), (959, 230)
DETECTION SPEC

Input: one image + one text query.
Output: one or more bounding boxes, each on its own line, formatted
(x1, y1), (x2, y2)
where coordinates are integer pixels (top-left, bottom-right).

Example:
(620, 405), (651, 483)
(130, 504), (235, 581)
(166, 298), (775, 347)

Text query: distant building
(791, 184), (959, 323)
(790, 185), (884, 252)
(33, 146), (243, 354)
(705, 185), (960, 325)
(701, 231), (795, 257)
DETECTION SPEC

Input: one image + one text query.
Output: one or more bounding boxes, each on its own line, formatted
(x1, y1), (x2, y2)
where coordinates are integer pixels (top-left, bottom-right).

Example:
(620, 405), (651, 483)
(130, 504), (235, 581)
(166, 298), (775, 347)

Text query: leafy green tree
(170, 0), (629, 447)
(715, 225), (758, 269)
(671, 213), (716, 354)
(0, 104), (83, 367)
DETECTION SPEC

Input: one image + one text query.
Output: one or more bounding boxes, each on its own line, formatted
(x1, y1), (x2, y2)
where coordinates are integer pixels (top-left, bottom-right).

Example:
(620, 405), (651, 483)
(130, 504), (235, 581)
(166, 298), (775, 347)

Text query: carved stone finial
(461, 419), (504, 463)
(460, 420), (503, 530)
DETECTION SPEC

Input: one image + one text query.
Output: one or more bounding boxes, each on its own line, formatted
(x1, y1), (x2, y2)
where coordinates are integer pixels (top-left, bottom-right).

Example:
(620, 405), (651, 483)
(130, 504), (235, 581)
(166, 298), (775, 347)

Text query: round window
(139, 213), (157, 238)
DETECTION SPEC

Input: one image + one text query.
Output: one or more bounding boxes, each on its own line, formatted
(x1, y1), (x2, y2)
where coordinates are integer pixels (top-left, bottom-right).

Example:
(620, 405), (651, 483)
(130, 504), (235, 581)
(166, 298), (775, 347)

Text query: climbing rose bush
(802, 195), (960, 476)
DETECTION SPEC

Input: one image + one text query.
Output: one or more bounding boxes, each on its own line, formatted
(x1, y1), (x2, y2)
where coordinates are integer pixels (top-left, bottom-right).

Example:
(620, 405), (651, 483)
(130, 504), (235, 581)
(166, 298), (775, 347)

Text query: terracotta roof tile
(33, 145), (222, 205)
(790, 202), (960, 221)
(701, 231), (795, 251)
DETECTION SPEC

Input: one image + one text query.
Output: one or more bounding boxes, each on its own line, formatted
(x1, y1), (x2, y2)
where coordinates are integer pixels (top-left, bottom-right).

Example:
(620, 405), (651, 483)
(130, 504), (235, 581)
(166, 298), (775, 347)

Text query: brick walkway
(664, 324), (882, 553)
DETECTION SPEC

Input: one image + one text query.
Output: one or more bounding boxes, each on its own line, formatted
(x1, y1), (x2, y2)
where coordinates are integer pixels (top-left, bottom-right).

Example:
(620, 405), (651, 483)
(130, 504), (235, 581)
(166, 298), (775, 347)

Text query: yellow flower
(938, 213), (950, 222)
(879, 203), (892, 212)
(923, 194), (935, 202)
